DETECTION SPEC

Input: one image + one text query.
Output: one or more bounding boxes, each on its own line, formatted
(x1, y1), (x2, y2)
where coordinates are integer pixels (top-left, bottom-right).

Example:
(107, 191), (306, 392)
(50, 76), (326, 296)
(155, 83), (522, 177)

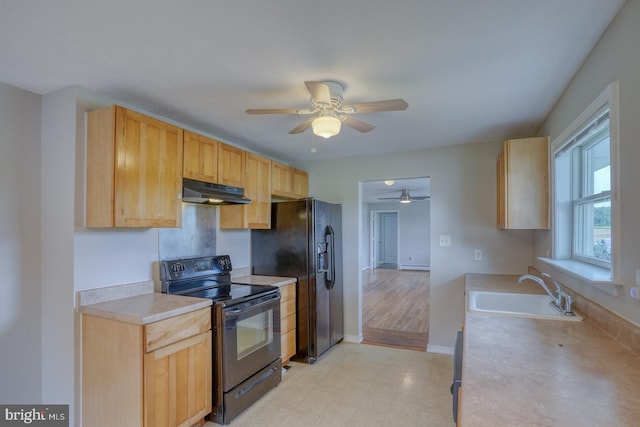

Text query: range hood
(182, 178), (251, 205)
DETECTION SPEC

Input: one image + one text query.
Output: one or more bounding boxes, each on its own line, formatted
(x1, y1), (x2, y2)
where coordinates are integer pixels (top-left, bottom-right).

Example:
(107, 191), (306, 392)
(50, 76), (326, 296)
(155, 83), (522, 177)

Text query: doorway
(372, 211), (399, 269)
(360, 177), (431, 350)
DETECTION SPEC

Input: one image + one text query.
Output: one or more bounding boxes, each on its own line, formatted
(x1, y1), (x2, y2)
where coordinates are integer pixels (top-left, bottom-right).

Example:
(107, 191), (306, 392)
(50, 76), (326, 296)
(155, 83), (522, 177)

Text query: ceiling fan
(246, 81), (408, 138)
(378, 189), (430, 204)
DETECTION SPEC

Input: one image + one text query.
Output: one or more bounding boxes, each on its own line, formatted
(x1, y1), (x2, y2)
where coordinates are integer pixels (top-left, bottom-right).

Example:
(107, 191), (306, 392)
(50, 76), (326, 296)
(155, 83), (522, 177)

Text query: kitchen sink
(467, 291), (583, 321)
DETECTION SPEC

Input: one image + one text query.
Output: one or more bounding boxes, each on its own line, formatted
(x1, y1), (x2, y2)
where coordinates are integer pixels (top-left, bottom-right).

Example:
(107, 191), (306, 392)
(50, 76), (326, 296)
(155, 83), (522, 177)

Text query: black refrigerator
(251, 199), (343, 363)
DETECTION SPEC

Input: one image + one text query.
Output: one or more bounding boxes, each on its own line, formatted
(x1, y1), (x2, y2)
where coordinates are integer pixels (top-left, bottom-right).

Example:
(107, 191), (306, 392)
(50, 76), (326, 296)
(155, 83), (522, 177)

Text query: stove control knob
(170, 263), (186, 275)
(217, 257), (231, 271)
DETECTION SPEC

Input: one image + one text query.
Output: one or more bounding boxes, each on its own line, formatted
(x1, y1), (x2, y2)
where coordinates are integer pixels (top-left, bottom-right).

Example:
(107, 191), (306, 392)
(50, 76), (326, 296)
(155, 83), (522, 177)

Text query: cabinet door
(271, 161), (292, 197)
(183, 131), (218, 183)
(144, 331), (212, 427)
(219, 153), (271, 229)
(114, 107), (183, 227)
(82, 314), (144, 427)
(280, 283), (296, 363)
(291, 168), (309, 199)
(498, 137), (549, 229)
(218, 143), (245, 188)
(496, 149), (506, 228)
(245, 153), (272, 229)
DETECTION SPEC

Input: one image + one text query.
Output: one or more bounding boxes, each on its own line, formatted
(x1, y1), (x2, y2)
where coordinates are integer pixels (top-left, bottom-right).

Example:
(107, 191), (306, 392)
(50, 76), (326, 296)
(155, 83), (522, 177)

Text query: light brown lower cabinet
(82, 308), (212, 427)
(280, 283), (297, 365)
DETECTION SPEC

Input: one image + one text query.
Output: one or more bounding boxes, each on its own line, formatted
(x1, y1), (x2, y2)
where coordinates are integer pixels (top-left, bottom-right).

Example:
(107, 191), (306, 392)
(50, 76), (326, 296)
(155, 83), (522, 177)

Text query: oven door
(222, 292), (281, 391)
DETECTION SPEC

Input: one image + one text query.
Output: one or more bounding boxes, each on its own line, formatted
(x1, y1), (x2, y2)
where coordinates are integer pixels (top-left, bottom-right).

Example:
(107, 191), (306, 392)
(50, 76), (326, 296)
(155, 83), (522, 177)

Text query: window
(549, 82), (619, 282)
(570, 109), (611, 268)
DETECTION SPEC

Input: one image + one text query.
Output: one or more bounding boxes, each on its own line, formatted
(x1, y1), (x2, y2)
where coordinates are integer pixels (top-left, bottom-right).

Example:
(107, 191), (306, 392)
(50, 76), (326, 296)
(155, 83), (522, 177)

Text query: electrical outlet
(439, 235), (451, 247)
(474, 249), (482, 261)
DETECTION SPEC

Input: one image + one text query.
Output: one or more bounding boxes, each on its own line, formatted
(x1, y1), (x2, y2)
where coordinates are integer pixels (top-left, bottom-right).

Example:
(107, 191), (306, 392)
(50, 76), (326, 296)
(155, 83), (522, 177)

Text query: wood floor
(362, 268), (430, 351)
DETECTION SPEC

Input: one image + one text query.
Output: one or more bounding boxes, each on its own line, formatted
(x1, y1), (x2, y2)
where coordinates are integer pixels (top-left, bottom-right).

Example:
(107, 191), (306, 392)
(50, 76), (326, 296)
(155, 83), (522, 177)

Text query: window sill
(537, 257), (622, 296)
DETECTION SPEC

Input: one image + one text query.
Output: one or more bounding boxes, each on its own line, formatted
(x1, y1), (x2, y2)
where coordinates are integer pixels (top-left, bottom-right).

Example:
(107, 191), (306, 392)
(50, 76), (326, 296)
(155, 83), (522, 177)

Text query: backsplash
(158, 203), (216, 260)
(570, 292), (640, 356)
(529, 266), (640, 356)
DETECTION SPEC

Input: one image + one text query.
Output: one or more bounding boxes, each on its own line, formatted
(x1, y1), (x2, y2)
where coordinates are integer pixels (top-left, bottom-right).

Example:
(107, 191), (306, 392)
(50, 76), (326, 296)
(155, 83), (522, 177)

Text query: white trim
(370, 209), (400, 269)
(343, 334), (362, 343)
(426, 344), (454, 355)
(398, 265), (431, 271)
(539, 257), (620, 297)
(551, 83), (618, 153)
(550, 81), (621, 283)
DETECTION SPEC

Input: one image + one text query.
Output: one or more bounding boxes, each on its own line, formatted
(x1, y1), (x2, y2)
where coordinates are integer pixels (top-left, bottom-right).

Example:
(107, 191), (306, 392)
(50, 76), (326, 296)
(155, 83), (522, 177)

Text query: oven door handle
(223, 292), (281, 316)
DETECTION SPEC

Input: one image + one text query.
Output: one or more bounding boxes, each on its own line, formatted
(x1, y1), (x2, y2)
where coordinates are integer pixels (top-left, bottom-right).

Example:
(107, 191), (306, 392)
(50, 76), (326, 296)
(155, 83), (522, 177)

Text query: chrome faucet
(518, 273), (575, 316)
(541, 272), (574, 314)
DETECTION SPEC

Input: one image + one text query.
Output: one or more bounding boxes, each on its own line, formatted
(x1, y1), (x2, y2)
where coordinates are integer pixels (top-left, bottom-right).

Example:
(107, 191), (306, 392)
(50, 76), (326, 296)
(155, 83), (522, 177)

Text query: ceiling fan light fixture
(400, 189), (411, 203)
(384, 180), (395, 186)
(312, 112), (341, 138)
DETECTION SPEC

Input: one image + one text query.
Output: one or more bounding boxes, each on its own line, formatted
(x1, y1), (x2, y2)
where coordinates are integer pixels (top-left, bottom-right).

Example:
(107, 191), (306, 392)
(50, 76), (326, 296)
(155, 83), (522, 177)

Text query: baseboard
(427, 344), (454, 355)
(398, 265), (431, 271)
(343, 334), (362, 343)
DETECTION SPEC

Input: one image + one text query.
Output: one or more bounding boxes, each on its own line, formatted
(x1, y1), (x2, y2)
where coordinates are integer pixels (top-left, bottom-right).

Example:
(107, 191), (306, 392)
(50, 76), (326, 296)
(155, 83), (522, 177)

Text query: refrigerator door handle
(326, 225), (335, 289)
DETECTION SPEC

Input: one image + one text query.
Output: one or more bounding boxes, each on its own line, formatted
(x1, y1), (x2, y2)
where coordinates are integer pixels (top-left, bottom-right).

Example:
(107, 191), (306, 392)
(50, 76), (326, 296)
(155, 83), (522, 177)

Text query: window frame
(569, 111), (612, 269)
(548, 82), (620, 284)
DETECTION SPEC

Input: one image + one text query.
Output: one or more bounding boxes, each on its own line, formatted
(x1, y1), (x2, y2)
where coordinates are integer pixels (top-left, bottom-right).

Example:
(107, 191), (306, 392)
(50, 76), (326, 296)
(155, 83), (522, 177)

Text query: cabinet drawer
(281, 329), (296, 360)
(281, 313), (296, 334)
(281, 298), (296, 318)
(280, 283), (296, 302)
(145, 307), (211, 352)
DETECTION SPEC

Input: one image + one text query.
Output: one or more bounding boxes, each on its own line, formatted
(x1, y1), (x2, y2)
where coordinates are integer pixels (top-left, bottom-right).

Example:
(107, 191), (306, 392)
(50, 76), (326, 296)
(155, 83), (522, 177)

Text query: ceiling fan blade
(288, 117), (314, 134)
(304, 81), (332, 105)
(246, 108), (303, 115)
(412, 196), (430, 200)
(378, 197), (400, 200)
(342, 99), (408, 113)
(342, 116), (376, 133)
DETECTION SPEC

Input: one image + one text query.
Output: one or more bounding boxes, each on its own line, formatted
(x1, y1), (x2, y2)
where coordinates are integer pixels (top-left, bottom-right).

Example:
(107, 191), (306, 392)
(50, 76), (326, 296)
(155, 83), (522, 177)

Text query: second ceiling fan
(246, 81), (408, 138)
(379, 189), (430, 204)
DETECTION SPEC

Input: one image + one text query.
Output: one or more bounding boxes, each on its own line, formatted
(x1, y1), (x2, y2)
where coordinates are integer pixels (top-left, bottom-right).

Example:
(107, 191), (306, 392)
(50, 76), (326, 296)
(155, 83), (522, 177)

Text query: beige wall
(535, 0), (640, 326)
(0, 82), (42, 403)
(298, 141), (535, 350)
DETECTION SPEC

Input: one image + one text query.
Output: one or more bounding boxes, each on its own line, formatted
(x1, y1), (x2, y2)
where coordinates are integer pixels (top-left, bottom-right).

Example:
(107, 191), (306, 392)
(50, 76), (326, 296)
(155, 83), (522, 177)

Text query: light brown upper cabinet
(218, 142), (245, 188)
(183, 131), (245, 188)
(291, 167), (309, 199)
(497, 136), (550, 229)
(86, 105), (183, 228)
(271, 160), (293, 198)
(220, 153), (272, 229)
(183, 130), (218, 183)
(271, 161), (309, 199)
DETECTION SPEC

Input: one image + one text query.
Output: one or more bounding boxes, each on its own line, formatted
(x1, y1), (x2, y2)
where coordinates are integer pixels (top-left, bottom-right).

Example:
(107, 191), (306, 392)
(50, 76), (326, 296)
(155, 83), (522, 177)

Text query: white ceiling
(0, 1), (624, 163)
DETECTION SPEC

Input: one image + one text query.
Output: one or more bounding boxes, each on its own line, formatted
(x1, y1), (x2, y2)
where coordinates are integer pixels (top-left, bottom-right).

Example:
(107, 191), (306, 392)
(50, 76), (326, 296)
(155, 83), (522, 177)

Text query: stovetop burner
(160, 255), (279, 306)
(184, 284), (279, 306)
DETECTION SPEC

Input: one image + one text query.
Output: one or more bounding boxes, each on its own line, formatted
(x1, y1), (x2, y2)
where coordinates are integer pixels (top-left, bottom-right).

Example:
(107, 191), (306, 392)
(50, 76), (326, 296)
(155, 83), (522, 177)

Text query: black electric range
(160, 254), (282, 425)
(159, 255), (278, 306)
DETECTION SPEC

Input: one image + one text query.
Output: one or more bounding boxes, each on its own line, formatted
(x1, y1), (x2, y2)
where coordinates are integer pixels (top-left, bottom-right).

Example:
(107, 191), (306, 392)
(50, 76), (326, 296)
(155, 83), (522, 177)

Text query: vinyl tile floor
(205, 342), (454, 427)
